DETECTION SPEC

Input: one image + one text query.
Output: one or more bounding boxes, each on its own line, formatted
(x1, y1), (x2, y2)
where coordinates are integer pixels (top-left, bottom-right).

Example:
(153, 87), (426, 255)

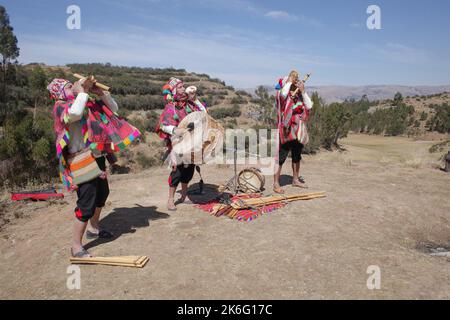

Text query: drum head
(238, 168), (265, 193)
(171, 112), (207, 164)
(171, 112), (224, 165)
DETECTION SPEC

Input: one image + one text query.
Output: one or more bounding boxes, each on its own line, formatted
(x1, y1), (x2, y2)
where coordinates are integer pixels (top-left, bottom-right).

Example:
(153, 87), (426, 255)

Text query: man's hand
(173, 127), (187, 136)
(71, 80), (86, 95)
(297, 81), (305, 94)
(72, 77), (94, 95)
(90, 84), (105, 97)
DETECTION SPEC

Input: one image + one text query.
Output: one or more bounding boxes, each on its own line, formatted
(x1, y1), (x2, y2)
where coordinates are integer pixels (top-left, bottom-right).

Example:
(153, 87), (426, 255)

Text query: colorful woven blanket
(194, 194), (286, 222)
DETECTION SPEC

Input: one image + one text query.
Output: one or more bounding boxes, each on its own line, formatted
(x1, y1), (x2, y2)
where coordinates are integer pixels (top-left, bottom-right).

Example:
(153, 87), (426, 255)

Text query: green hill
(0, 63), (256, 187)
(1, 63), (448, 189)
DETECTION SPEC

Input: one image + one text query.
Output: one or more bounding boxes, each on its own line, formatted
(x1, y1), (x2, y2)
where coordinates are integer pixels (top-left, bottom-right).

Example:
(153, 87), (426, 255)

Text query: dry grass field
(0, 134), (449, 299)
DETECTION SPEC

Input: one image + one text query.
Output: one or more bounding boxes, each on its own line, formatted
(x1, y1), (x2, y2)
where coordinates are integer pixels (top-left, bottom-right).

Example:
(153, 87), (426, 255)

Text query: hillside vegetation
(1, 63), (449, 189)
(0, 63), (256, 187)
(347, 92), (450, 137)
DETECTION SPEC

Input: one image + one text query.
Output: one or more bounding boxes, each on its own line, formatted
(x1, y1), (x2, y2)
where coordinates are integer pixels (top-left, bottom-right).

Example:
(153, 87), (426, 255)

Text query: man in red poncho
(49, 76), (140, 257)
(156, 77), (207, 211)
(273, 70), (313, 194)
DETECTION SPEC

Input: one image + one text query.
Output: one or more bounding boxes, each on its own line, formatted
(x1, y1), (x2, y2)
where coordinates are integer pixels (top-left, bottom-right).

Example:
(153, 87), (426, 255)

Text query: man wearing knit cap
(48, 74), (140, 257)
(156, 77), (207, 211)
(48, 77), (118, 258)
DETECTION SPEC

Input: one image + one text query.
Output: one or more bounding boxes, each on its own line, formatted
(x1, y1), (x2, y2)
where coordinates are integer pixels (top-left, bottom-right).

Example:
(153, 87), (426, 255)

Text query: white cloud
(265, 10), (298, 21)
(264, 10), (322, 27)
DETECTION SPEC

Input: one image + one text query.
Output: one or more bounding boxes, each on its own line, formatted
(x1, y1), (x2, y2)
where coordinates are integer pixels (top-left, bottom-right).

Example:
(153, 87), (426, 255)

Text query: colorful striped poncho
(53, 96), (141, 190)
(155, 99), (206, 150)
(275, 78), (310, 145)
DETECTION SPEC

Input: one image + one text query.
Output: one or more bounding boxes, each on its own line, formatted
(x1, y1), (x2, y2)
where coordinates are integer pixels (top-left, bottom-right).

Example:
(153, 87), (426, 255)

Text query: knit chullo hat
(47, 78), (72, 100)
(162, 77), (184, 102)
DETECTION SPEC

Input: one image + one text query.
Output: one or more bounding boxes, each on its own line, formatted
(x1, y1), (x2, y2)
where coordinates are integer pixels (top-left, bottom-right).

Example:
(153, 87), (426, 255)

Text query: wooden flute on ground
(69, 255), (149, 268)
(73, 73), (110, 91)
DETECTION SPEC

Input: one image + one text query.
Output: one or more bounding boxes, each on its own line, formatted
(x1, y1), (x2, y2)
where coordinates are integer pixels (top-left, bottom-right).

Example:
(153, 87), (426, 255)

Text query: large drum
(171, 111), (224, 165)
(237, 167), (265, 193)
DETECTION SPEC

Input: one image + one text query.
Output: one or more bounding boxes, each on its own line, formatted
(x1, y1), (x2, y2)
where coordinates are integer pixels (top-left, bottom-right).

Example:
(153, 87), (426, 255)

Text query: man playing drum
(156, 77), (207, 211)
(273, 70), (313, 194)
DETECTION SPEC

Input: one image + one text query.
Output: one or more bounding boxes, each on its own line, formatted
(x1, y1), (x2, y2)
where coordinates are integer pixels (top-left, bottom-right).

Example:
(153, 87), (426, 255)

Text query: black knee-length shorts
(74, 157), (110, 222)
(278, 140), (304, 165)
(168, 164), (195, 187)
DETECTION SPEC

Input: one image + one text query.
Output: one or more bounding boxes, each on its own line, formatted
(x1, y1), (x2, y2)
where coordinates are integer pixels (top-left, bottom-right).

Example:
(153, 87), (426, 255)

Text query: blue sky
(2, 0), (450, 88)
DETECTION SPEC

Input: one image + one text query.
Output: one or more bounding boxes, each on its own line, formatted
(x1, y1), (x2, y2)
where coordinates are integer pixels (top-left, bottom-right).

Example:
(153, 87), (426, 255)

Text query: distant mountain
(244, 85), (450, 103)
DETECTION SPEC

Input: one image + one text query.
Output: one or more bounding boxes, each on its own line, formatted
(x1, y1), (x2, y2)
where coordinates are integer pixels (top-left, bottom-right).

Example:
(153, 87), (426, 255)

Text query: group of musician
(47, 70), (312, 258)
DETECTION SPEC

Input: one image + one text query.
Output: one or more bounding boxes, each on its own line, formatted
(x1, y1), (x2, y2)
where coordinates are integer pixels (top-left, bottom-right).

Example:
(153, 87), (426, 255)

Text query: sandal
(292, 181), (308, 189)
(273, 185), (285, 194)
(71, 247), (91, 258)
(167, 202), (177, 211)
(86, 229), (114, 240)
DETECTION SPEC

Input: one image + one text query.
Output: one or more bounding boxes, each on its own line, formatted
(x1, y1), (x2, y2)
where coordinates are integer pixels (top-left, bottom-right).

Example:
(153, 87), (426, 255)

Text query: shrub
(146, 111), (160, 132)
(209, 105), (241, 119)
(420, 111), (428, 121)
(0, 110), (57, 186)
(426, 103), (450, 133)
(231, 96), (246, 105)
(136, 152), (156, 169)
(32, 137), (52, 166)
(235, 90), (251, 97)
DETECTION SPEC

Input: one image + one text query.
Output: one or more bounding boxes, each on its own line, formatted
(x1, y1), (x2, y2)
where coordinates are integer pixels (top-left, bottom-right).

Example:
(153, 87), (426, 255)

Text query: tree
(0, 5), (20, 113)
(420, 111), (428, 121)
(393, 92), (403, 106)
(253, 86), (276, 126)
(29, 65), (47, 122)
(320, 103), (352, 148)
(304, 92), (325, 152)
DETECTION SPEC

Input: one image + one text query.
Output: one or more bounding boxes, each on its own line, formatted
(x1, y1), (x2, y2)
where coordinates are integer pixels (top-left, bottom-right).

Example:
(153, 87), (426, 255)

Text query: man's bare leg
(88, 207), (102, 233)
(167, 186), (177, 210)
(72, 219), (90, 256)
(180, 183), (188, 202)
(273, 164), (284, 194)
(292, 161), (307, 188)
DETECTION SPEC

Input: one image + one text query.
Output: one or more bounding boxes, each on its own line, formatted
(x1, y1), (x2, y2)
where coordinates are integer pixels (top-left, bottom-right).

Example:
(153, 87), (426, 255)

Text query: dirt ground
(0, 134), (449, 299)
